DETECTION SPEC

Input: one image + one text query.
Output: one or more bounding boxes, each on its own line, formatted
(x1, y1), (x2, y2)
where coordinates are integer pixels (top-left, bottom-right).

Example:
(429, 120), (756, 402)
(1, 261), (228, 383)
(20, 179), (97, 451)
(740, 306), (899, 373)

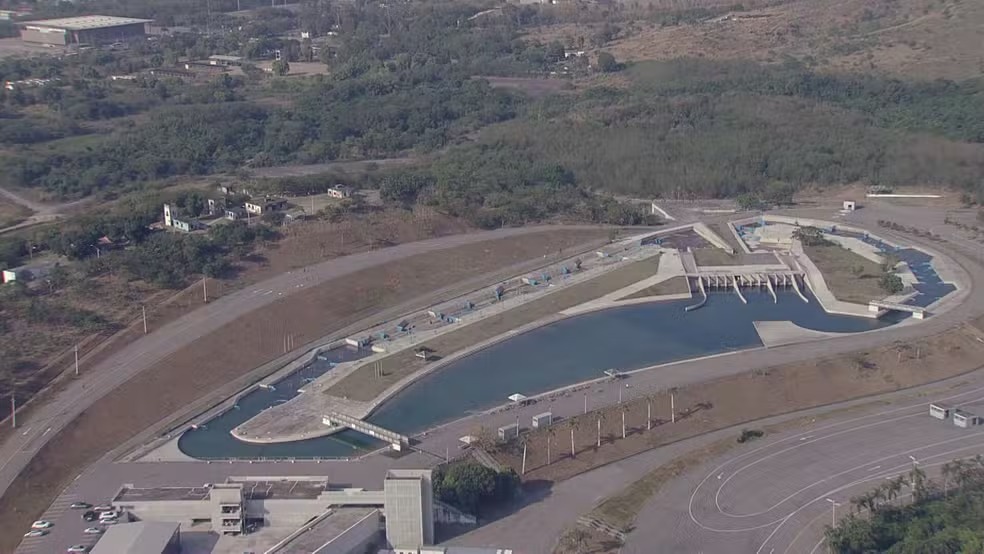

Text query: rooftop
(90, 521), (178, 554)
(228, 478), (332, 500)
(22, 15), (152, 31)
(114, 486), (209, 502)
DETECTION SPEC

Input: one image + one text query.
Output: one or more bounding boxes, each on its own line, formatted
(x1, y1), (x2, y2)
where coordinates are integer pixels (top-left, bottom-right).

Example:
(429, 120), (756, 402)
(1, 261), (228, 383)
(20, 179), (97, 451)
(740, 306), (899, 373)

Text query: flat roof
(23, 15), (152, 31)
(229, 478), (331, 500)
(90, 521), (178, 554)
(114, 486), (209, 502)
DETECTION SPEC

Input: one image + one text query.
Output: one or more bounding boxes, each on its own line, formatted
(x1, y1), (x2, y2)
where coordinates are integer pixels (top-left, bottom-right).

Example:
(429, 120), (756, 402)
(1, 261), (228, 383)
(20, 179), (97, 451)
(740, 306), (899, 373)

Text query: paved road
(0, 225), (598, 526)
(629, 380), (984, 554)
(15, 201), (984, 553)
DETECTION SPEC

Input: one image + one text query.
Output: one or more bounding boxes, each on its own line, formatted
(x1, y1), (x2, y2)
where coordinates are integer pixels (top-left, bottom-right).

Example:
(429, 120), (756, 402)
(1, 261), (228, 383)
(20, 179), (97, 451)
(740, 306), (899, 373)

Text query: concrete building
(244, 198), (287, 215)
(384, 469), (434, 550)
(111, 472), (438, 551)
(20, 15), (151, 46)
(90, 521), (180, 554)
(327, 185), (351, 198)
(162, 204), (202, 232)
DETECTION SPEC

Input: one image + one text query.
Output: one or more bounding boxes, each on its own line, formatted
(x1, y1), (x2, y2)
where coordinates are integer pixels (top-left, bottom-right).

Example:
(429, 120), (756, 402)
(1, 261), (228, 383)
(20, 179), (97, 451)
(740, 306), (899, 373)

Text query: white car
(83, 527), (103, 535)
(93, 505), (114, 512)
(67, 546), (89, 553)
(23, 529), (47, 537)
(30, 520), (53, 529)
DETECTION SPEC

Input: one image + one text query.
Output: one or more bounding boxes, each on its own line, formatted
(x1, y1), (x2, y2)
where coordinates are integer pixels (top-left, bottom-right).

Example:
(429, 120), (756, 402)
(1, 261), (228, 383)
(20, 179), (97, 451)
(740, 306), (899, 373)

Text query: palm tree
(910, 465), (927, 502)
(869, 488), (885, 511)
(885, 476), (904, 504)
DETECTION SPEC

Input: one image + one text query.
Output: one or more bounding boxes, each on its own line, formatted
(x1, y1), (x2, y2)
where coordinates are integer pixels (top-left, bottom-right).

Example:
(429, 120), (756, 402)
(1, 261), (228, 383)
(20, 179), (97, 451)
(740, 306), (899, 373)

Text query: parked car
(67, 546), (89, 553)
(83, 527), (103, 535)
(81, 511), (97, 522)
(30, 520), (53, 529)
(23, 529), (47, 537)
(93, 505), (114, 513)
(69, 502), (91, 510)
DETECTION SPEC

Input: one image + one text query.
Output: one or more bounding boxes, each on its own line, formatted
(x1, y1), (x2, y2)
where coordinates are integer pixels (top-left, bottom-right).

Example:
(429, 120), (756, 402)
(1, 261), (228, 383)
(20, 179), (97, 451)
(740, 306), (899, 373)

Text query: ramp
(322, 411), (409, 450)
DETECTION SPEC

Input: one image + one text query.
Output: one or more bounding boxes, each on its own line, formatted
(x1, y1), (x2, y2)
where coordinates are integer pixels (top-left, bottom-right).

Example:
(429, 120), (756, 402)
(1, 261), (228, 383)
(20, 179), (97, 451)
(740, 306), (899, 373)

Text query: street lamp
(825, 498), (840, 527)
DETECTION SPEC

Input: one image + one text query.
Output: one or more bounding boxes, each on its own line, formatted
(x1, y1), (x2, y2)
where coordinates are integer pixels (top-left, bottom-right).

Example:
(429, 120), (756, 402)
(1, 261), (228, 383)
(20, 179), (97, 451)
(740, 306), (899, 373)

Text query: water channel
(179, 288), (910, 459)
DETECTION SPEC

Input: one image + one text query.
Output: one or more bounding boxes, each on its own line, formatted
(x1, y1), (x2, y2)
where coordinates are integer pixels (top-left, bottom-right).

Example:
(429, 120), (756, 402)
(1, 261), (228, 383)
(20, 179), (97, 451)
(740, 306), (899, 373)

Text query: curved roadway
(0, 225), (598, 507)
(12, 201), (984, 553)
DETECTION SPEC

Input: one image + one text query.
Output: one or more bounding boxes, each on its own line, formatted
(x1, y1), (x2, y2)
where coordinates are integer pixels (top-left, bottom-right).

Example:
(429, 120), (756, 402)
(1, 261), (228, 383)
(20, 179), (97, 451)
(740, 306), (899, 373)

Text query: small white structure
(929, 403), (951, 420)
(954, 409), (982, 428)
(2, 268), (20, 284)
(842, 200), (856, 211)
(326, 185), (351, 198)
(532, 412), (552, 429)
(497, 423), (519, 441)
(507, 393), (528, 403)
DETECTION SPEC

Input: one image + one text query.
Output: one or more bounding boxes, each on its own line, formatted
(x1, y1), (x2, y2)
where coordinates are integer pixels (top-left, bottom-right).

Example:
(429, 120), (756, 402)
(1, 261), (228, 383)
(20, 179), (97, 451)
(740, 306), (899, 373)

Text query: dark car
(81, 510), (97, 522)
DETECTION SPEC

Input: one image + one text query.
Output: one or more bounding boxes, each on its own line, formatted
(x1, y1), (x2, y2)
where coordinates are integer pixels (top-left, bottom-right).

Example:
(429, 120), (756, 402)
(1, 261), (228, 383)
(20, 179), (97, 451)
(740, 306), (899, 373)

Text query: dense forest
(2, 0), (983, 214)
(828, 458), (984, 553)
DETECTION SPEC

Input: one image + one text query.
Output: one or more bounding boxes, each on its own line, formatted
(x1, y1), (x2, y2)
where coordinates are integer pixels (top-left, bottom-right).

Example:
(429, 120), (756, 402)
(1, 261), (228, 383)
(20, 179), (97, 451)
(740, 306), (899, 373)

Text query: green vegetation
(433, 461), (520, 515)
(737, 429), (764, 443)
(828, 458), (984, 554)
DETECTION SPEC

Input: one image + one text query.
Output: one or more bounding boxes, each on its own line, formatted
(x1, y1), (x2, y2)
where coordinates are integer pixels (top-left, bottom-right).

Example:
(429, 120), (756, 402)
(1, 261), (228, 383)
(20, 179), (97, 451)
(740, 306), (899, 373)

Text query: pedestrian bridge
(869, 300), (927, 319)
(322, 411), (409, 451)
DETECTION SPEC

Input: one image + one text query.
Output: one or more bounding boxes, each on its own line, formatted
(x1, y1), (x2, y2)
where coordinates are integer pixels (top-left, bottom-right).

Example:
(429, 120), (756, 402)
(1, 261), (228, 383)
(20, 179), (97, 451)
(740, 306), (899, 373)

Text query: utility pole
(202, 276), (208, 303)
(671, 393), (675, 424)
(142, 305), (148, 334)
(583, 392), (587, 414)
(74, 344), (79, 376)
(10, 394), (15, 429)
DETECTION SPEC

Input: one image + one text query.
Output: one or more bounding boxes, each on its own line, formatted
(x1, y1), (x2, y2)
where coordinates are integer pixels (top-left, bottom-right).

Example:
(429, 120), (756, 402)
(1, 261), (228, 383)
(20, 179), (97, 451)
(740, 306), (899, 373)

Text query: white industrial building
(107, 470), (451, 552)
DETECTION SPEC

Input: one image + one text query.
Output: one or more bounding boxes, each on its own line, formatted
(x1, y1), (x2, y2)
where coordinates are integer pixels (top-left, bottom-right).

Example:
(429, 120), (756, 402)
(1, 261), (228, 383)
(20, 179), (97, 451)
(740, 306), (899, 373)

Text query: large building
(107, 471), (453, 552)
(19, 15), (151, 46)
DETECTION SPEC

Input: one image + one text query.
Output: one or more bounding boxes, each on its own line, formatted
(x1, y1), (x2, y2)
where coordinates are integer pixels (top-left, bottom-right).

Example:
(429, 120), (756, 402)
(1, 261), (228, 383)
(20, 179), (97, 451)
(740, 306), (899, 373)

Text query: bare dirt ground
(804, 243), (888, 303)
(0, 207), (470, 408)
(0, 198), (30, 229)
(529, 0), (983, 81)
(491, 321), (984, 509)
(328, 254), (661, 401)
(0, 228), (609, 553)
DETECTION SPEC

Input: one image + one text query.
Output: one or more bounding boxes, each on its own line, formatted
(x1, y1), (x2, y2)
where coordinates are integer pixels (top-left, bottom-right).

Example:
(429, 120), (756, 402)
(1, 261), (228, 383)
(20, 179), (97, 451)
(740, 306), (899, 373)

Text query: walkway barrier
(765, 274), (778, 303)
(790, 275), (809, 303)
(731, 277), (747, 304)
(685, 277), (708, 312)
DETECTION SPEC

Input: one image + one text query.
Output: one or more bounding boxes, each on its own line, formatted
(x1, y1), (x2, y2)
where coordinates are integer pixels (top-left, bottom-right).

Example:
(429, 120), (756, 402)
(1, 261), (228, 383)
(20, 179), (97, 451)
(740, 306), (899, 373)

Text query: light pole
(825, 498), (839, 527)
(826, 497), (840, 554)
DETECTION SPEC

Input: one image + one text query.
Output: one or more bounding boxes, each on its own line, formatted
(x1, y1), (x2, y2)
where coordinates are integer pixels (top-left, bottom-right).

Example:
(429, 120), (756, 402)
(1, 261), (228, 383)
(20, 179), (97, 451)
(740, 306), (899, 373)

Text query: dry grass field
(804, 243), (889, 304)
(0, 227), (610, 553)
(528, 0), (983, 80)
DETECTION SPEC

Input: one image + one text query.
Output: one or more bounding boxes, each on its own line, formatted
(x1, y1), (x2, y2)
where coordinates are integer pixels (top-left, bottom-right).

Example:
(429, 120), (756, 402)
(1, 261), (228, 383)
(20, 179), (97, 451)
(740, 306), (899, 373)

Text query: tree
(793, 226), (830, 247)
(271, 59), (290, 76)
(879, 273), (904, 294)
(596, 51), (619, 73)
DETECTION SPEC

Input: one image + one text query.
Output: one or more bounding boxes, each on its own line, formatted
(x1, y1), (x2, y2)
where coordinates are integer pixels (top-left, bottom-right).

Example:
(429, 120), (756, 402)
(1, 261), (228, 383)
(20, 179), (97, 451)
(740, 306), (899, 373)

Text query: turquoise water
(178, 289), (902, 459)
